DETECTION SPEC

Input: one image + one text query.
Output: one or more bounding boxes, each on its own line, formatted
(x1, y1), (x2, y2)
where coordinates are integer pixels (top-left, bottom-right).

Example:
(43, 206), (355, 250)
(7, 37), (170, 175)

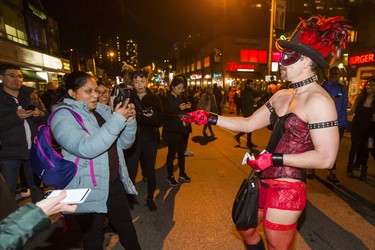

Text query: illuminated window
(197, 60), (201, 70)
(204, 57), (210, 68)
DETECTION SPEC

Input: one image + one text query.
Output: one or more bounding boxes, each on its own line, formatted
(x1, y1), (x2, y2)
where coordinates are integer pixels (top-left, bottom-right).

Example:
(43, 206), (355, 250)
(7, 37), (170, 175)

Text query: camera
(112, 85), (131, 108)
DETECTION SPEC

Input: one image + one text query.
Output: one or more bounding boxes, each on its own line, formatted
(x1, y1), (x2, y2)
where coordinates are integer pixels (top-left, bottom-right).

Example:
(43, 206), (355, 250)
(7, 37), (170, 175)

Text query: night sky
(41, 0), (229, 66)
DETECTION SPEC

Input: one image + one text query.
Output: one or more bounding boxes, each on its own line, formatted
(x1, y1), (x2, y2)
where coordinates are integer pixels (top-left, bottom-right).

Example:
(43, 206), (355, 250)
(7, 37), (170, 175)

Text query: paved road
(23, 109), (375, 250)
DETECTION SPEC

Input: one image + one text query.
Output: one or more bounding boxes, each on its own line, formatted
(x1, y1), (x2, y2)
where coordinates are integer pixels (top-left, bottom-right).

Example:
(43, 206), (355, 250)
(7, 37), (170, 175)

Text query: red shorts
(258, 179), (306, 230)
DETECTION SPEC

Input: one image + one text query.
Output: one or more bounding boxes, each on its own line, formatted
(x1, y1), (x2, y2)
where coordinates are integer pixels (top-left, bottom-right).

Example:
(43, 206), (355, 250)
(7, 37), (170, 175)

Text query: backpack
(30, 107), (96, 189)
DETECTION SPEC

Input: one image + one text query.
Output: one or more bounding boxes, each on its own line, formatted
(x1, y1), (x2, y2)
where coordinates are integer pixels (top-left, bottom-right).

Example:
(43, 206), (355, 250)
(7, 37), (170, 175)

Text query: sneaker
(167, 176), (178, 186)
(347, 171), (355, 178)
(327, 173), (340, 184)
(185, 150), (194, 156)
(179, 173), (191, 183)
(246, 142), (257, 148)
(233, 135), (240, 145)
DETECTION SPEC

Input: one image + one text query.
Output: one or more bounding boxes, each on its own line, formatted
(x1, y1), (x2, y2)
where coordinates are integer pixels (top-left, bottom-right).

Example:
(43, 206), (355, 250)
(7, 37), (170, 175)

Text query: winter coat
(162, 92), (192, 141)
(0, 85), (44, 160)
(0, 203), (50, 250)
(50, 98), (137, 213)
(130, 88), (163, 142)
(197, 93), (218, 113)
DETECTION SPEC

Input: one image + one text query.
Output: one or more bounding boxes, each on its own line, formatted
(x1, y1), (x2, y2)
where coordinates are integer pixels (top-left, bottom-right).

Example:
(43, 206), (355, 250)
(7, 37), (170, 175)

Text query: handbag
(231, 169), (259, 230)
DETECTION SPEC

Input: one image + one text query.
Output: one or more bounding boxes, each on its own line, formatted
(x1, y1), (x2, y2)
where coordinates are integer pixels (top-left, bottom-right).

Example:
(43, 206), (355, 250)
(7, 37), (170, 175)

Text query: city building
(171, 0), (374, 94)
(0, 0), (70, 91)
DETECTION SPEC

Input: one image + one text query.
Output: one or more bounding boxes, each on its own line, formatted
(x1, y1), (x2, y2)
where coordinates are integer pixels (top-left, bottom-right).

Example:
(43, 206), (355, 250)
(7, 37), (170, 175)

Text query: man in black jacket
(0, 64), (45, 203)
(233, 79), (258, 148)
(125, 70), (163, 211)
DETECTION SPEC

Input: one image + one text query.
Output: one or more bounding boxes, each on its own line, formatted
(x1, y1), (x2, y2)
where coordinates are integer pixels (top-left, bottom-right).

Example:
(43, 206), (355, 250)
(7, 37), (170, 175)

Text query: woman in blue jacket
(50, 71), (141, 250)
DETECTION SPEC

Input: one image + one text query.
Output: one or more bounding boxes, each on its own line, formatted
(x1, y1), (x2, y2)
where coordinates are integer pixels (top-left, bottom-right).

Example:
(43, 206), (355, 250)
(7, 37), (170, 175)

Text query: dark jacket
(0, 85), (44, 160)
(0, 203), (51, 250)
(130, 88), (163, 142)
(240, 86), (256, 117)
(162, 92), (192, 139)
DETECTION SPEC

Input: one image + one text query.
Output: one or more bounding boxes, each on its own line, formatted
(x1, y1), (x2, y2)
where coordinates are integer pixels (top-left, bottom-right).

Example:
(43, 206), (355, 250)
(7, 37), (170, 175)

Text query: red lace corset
(260, 113), (313, 181)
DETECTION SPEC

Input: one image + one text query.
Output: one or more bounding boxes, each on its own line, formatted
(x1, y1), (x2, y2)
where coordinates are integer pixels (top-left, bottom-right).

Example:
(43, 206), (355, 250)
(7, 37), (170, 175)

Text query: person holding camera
(125, 70), (163, 211)
(0, 63), (45, 203)
(50, 71), (141, 249)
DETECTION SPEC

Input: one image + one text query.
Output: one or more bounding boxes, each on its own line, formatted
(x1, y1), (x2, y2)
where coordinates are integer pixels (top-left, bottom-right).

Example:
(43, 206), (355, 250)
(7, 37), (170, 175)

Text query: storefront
(348, 50), (375, 99)
(0, 38), (70, 92)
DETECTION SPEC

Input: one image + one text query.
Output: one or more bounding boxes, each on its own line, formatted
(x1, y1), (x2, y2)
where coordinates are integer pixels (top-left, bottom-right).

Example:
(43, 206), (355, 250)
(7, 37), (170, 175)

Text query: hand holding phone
(26, 104), (37, 111)
(43, 188), (91, 204)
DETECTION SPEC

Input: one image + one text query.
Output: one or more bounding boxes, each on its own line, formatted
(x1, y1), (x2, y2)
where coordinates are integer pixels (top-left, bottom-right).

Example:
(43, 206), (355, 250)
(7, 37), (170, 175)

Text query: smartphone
(43, 188), (91, 204)
(26, 104), (37, 111)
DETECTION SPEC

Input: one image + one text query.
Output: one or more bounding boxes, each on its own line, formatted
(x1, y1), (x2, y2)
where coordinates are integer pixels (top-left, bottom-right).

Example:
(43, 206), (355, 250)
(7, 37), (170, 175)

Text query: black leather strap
(272, 153), (284, 166)
(308, 121), (338, 130)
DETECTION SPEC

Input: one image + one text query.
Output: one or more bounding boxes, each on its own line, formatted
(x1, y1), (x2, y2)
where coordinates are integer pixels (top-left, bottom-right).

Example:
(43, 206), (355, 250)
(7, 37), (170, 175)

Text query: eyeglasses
(97, 90), (109, 95)
(1, 74), (24, 80)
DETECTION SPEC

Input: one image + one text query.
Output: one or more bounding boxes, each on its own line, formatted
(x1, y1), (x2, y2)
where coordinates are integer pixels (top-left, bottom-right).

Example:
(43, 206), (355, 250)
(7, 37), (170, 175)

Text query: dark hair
(0, 64), (20, 74)
(170, 74), (187, 89)
(355, 79), (375, 111)
(65, 71), (93, 98)
(131, 70), (149, 79)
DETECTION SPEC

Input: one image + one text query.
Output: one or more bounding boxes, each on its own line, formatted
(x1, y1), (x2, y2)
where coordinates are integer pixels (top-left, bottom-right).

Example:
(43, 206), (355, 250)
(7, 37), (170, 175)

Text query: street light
(268, 0), (276, 75)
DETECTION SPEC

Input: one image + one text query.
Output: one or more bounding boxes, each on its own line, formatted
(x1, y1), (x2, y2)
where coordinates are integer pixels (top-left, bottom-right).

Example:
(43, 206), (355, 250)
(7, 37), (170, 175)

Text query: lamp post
(268, 0), (276, 75)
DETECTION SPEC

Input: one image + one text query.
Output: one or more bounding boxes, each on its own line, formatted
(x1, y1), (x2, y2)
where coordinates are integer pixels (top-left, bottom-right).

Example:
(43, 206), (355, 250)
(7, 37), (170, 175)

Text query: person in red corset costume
(182, 15), (351, 250)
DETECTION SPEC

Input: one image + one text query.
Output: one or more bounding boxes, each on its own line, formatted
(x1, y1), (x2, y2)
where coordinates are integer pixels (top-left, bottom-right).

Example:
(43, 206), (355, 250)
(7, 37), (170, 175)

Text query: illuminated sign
(349, 53), (374, 65)
(226, 62), (255, 72)
(43, 54), (63, 70)
(28, 3), (47, 20)
(240, 50), (267, 63)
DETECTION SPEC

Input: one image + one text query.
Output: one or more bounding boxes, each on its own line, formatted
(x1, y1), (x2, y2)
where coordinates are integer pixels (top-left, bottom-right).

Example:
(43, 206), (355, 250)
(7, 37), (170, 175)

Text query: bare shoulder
(305, 86), (337, 123)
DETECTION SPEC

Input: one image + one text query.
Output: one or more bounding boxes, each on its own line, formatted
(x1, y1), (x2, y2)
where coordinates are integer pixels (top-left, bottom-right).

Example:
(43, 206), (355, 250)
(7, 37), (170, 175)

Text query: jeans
(0, 159), (44, 203)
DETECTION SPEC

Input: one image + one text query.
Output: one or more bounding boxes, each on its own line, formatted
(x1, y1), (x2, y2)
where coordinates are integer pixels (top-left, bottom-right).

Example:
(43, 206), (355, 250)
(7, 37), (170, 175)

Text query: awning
(21, 70), (47, 82)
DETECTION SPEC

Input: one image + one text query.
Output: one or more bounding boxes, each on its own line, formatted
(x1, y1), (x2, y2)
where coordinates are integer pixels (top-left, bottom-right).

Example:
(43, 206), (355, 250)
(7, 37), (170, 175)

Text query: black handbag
(231, 169), (259, 230)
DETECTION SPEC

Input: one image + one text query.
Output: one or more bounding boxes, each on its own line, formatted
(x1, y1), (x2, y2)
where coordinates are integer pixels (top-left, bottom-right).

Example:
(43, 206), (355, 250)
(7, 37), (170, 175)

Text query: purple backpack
(30, 108), (96, 189)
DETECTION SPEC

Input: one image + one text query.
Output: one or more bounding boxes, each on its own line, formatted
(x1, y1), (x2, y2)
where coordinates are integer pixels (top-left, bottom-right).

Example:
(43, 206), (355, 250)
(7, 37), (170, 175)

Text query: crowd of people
(0, 14), (373, 250)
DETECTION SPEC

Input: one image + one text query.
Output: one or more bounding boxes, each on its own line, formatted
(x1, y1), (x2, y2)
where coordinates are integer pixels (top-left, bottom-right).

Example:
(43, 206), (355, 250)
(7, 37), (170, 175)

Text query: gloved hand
(246, 153), (283, 171)
(180, 110), (218, 125)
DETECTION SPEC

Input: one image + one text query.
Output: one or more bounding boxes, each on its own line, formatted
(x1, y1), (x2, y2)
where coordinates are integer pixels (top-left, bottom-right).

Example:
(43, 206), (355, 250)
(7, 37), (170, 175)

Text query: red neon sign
(226, 62), (255, 71)
(349, 53), (374, 65)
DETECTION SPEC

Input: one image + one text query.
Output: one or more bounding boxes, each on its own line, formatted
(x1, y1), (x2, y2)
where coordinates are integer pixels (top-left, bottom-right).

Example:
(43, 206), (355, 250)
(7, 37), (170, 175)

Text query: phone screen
(43, 188), (91, 204)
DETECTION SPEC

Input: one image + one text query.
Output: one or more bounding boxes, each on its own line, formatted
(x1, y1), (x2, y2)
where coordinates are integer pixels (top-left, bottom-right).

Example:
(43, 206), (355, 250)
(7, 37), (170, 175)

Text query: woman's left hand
(114, 99), (136, 121)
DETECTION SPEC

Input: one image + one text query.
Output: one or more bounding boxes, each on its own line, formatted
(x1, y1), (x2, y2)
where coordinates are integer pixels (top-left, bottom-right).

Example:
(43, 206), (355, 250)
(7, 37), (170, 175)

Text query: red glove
(180, 110), (218, 125)
(246, 153), (284, 171)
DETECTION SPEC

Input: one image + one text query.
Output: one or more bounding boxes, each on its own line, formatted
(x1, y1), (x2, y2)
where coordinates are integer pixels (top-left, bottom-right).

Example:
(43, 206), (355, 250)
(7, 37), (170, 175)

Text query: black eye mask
(280, 49), (302, 66)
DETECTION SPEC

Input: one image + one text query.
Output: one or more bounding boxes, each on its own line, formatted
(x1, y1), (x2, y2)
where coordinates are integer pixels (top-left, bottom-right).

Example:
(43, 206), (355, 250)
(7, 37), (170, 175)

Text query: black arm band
(208, 113), (218, 125)
(272, 153), (284, 166)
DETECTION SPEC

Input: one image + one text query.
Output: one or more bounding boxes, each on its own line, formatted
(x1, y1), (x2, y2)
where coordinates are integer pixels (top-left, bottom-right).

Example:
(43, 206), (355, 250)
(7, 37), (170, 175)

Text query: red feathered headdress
(277, 15), (351, 68)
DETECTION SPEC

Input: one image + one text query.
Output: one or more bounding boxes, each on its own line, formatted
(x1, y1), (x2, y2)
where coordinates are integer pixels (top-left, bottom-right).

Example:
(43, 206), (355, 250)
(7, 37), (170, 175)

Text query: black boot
(245, 238), (265, 250)
(360, 165), (367, 181)
(146, 198), (157, 211)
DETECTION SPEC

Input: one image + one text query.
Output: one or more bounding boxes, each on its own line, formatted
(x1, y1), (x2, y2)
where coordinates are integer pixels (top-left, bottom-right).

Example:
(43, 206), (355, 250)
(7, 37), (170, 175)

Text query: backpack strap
(49, 107), (97, 187)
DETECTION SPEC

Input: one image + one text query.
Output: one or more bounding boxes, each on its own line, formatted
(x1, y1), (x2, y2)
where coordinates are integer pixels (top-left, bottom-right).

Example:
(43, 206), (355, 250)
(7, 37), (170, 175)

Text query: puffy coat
(50, 98), (137, 213)
(0, 203), (50, 250)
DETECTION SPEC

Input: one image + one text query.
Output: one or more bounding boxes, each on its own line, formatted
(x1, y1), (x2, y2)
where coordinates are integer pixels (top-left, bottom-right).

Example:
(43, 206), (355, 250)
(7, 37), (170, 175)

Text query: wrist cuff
(272, 153), (284, 166)
(208, 113), (218, 125)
